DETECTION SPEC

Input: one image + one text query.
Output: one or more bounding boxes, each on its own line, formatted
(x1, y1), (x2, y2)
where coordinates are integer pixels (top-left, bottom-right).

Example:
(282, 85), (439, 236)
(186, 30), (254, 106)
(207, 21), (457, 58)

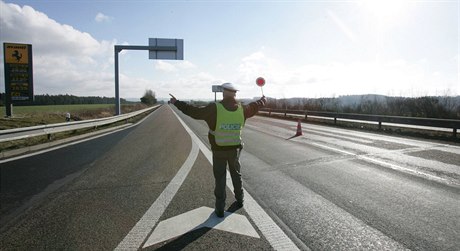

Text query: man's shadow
(150, 202), (242, 251)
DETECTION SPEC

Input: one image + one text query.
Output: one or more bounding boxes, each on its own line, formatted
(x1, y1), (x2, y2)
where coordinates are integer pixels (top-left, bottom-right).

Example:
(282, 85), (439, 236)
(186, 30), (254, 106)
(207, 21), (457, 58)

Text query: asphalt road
(243, 118), (460, 250)
(1, 105), (459, 250)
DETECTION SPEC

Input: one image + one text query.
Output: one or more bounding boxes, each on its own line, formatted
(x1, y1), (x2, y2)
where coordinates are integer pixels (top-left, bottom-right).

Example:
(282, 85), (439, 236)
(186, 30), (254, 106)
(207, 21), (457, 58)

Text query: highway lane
(1, 106), (194, 249)
(174, 107), (460, 250)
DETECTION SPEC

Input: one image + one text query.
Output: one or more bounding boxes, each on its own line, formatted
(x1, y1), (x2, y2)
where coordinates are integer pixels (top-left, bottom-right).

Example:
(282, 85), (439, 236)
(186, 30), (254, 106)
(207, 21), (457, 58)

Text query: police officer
(170, 83), (266, 217)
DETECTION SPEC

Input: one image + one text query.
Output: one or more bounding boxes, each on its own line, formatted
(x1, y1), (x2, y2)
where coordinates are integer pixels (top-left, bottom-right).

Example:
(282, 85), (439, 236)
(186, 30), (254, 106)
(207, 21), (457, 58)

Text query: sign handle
(256, 77), (266, 97)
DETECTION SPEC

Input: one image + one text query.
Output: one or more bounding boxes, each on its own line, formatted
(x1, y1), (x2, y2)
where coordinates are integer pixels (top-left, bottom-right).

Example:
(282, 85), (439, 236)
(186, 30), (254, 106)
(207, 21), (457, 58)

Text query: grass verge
(0, 104), (147, 129)
(0, 104), (158, 155)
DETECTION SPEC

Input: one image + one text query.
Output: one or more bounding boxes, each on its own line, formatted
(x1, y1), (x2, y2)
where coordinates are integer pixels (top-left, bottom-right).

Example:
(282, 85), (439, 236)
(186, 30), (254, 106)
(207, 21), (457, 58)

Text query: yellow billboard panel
(5, 43), (29, 64)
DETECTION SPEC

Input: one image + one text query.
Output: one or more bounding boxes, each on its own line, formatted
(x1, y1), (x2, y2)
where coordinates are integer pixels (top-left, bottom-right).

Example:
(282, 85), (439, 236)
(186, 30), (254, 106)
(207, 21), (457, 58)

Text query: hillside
(261, 95), (460, 119)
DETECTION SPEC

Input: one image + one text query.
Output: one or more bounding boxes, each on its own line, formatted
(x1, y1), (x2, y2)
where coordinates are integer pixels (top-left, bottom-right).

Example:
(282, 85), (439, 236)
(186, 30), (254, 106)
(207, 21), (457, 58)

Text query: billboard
(3, 43), (34, 103)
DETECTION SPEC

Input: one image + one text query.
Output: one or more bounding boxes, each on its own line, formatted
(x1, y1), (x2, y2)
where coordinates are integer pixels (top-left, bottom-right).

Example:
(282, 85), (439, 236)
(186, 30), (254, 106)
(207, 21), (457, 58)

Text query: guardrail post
(378, 121), (382, 130)
(284, 110), (287, 117)
(305, 111), (308, 121)
(334, 117), (337, 124)
(269, 108), (271, 117)
(454, 128), (457, 138)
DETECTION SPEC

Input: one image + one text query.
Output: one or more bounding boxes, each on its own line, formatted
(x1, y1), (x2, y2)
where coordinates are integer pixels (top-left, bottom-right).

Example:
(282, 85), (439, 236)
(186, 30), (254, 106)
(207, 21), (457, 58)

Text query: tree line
(0, 93), (131, 106)
(0, 89), (158, 106)
(264, 95), (460, 119)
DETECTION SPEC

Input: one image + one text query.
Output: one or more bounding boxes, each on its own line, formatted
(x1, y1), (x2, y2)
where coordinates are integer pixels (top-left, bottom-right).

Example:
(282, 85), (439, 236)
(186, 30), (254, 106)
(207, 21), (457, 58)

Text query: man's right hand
(257, 96), (266, 107)
(169, 94), (177, 104)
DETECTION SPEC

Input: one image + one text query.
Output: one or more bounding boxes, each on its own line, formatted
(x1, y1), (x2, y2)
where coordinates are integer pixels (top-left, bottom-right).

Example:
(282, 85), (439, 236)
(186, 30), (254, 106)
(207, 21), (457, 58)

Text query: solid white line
(114, 140), (199, 250)
(236, 182), (301, 251)
(170, 105), (300, 251)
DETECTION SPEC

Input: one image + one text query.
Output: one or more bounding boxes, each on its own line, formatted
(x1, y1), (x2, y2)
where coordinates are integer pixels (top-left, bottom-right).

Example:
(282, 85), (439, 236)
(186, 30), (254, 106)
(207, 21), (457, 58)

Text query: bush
(140, 89), (157, 105)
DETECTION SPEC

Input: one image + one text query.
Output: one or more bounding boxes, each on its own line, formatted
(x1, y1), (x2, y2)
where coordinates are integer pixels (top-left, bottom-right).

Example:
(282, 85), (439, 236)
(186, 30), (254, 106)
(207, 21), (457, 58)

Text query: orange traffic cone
(295, 119), (303, 136)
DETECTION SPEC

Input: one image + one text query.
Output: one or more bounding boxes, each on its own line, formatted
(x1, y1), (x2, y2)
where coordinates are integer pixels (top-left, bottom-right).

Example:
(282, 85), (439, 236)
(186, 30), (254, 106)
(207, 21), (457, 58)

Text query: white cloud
(234, 49), (458, 99)
(179, 60), (197, 69)
(154, 60), (197, 72)
(237, 50), (287, 86)
(0, 1), (146, 98)
(95, 12), (112, 23)
(155, 61), (177, 72)
(154, 72), (221, 100)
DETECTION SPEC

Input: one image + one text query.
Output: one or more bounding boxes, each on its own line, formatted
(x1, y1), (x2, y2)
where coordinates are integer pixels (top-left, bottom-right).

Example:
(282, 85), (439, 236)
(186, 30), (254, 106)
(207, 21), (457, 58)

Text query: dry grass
(0, 103), (148, 129)
(0, 103), (154, 153)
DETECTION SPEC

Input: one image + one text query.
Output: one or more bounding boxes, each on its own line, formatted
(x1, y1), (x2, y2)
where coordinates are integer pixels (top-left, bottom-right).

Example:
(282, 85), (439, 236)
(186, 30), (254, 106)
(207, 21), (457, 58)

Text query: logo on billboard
(5, 44), (29, 64)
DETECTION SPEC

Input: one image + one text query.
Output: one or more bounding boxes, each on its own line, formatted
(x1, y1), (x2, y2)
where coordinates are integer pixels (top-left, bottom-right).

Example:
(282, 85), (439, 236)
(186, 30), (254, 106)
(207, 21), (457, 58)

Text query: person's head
(221, 83), (238, 99)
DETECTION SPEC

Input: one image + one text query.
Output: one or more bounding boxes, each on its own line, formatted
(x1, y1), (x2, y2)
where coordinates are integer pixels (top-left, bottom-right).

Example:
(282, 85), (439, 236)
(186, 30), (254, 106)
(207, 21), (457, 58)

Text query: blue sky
(1, 0), (459, 100)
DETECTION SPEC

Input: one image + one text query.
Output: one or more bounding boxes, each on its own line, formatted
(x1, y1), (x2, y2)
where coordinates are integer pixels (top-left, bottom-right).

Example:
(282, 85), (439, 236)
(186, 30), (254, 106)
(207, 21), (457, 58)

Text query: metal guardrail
(259, 108), (460, 137)
(0, 105), (160, 143)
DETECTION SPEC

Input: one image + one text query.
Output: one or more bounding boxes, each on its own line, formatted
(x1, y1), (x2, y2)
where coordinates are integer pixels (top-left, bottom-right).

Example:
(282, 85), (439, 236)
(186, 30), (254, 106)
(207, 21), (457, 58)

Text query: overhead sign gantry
(114, 38), (183, 115)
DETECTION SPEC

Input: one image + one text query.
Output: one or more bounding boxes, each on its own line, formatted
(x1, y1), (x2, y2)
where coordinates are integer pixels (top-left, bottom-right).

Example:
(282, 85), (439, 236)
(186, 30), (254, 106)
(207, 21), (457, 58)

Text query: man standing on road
(170, 83), (266, 218)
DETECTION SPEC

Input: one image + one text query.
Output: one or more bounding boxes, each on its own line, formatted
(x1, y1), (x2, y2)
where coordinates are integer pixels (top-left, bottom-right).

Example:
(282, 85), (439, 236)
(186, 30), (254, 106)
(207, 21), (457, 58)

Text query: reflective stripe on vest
(210, 102), (244, 146)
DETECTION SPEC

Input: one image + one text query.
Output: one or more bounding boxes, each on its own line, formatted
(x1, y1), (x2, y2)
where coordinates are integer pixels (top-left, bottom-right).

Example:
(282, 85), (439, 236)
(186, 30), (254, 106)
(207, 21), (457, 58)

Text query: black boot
(215, 209), (224, 218)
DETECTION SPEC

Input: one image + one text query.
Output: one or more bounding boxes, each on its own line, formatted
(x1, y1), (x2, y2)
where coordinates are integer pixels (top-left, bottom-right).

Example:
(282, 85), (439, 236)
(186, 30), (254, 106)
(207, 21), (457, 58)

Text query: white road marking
(143, 206), (259, 248)
(307, 141), (450, 184)
(170, 106), (301, 251)
(114, 141), (199, 250)
(250, 117), (458, 186)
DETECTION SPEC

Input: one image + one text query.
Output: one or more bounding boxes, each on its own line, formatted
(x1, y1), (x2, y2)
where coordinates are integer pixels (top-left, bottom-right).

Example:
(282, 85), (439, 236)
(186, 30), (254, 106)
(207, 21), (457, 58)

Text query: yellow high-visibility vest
(210, 102), (244, 146)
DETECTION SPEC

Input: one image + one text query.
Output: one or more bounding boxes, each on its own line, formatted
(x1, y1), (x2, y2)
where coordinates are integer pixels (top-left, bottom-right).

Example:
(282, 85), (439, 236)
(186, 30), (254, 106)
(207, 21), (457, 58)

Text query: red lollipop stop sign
(256, 77), (265, 87)
(256, 77), (265, 96)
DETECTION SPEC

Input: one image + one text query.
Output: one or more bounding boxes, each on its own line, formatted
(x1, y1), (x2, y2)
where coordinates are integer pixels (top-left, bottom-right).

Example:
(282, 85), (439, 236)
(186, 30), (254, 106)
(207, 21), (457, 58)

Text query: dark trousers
(212, 149), (244, 211)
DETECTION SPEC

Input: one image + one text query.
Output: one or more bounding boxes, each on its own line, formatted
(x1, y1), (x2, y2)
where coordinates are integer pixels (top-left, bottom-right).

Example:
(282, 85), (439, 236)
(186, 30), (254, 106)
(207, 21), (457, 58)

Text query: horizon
(1, 0), (459, 100)
(5, 92), (456, 103)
